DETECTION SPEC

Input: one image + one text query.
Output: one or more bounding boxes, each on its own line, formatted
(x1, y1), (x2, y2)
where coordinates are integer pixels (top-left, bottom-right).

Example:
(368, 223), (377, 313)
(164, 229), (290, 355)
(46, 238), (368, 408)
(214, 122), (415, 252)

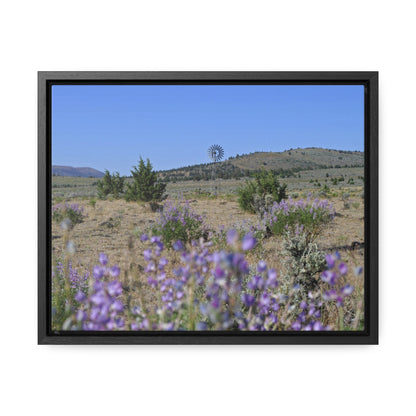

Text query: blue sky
(52, 84), (364, 175)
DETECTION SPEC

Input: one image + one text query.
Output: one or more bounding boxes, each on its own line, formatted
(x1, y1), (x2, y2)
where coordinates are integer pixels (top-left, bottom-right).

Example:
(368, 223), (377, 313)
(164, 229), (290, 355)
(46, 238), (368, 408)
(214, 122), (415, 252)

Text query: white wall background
(1, 1), (414, 415)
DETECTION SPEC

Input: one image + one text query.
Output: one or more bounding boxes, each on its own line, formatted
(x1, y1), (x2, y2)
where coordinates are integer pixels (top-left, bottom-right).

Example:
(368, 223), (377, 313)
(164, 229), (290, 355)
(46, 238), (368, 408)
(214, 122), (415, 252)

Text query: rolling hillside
(52, 165), (105, 178)
(158, 148), (364, 182)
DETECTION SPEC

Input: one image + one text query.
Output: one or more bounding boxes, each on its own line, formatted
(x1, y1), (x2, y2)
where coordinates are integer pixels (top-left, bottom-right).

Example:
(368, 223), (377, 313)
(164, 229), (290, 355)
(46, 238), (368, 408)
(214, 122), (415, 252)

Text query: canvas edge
(37, 71), (379, 345)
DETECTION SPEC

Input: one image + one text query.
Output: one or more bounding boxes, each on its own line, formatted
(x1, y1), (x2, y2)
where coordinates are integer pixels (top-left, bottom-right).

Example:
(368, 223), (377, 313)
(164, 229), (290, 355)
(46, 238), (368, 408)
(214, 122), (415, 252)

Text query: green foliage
(237, 180), (258, 213)
(51, 259), (89, 331)
(52, 203), (85, 226)
(280, 229), (326, 312)
(89, 198), (97, 208)
(111, 172), (125, 196)
(265, 198), (335, 242)
(151, 200), (207, 247)
(97, 170), (112, 199)
(256, 170), (288, 200)
(97, 170), (125, 199)
(237, 170), (287, 213)
(320, 184), (330, 196)
(125, 157), (167, 202)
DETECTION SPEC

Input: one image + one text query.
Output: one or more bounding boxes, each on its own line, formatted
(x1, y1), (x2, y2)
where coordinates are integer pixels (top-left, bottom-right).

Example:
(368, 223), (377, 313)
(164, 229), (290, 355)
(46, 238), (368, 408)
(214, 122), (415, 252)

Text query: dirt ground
(52, 194), (364, 272)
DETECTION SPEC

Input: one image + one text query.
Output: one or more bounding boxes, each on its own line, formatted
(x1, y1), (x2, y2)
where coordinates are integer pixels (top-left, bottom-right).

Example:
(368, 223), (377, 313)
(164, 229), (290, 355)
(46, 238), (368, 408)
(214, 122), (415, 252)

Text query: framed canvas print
(38, 71), (378, 344)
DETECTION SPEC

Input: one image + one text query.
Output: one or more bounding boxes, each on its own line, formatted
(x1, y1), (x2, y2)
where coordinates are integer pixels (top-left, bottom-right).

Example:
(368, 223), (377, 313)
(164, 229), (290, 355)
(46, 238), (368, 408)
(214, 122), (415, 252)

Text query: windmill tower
(207, 144), (224, 195)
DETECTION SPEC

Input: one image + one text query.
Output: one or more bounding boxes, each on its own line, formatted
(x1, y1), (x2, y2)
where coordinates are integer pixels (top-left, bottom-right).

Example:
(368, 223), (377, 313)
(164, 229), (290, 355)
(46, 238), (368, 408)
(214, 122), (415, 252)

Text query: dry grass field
(52, 183), (365, 319)
(52, 167), (364, 199)
(52, 194), (364, 266)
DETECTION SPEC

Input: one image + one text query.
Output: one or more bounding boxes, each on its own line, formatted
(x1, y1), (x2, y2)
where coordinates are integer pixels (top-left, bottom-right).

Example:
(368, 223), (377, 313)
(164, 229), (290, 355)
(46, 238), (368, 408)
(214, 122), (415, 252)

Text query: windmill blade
(207, 144), (224, 162)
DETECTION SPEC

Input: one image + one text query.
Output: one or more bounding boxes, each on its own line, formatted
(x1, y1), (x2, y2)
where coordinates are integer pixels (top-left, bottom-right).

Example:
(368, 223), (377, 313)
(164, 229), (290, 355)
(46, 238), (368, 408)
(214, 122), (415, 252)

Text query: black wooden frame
(38, 71), (378, 344)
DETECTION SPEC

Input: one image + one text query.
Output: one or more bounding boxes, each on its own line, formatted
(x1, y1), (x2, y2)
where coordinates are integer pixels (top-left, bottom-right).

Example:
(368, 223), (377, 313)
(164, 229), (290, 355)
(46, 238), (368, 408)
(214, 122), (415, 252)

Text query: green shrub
(125, 157), (166, 202)
(111, 172), (125, 196)
(151, 200), (207, 247)
(320, 184), (330, 196)
(97, 170), (125, 199)
(52, 259), (89, 331)
(264, 197), (335, 241)
(52, 203), (85, 227)
(237, 180), (257, 213)
(281, 229), (326, 299)
(237, 170), (287, 213)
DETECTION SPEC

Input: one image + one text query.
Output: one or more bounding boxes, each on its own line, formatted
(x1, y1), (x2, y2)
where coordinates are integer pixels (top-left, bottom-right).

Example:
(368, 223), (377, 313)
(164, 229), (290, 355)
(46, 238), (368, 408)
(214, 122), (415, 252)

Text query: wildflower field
(51, 171), (365, 332)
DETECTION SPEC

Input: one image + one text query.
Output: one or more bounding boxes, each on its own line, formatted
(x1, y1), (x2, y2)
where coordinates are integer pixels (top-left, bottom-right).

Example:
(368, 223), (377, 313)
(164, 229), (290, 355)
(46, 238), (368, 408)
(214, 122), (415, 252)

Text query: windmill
(207, 144), (224, 195)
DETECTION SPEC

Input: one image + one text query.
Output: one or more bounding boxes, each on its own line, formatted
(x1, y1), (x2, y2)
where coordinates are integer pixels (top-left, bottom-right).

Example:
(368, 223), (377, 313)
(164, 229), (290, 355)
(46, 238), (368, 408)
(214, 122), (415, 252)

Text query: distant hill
(158, 148), (364, 182)
(52, 165), (105, 178)
(229, 148), (363, 170)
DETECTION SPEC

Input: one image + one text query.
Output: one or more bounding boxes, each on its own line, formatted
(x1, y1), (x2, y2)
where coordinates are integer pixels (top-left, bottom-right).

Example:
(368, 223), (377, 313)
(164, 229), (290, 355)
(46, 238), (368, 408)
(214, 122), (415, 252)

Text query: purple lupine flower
(292, 321), (302, 331)
(93, 265), (105, 279)
(107, 280), (122, 296)
(242, 294), (255, 307)
(325, 254), (336, 269)
(226, 229), (239, 246)
(99, 252), (108, 266)
(75, 291), (86, 302)
(111, 300), (124, 312)
(144, 261), (156, 273)
(248, 275), (264, 290)
(266, 268), (278, 288)
(338, 262), (348, 275)
(241, 233), (256, 251)
(322, 270), (338, 285)
(90, 291), (107, 306)
(110, 265), (120, 278)
(323, 289), (338, 301)
(257, 260), (267, 273)
(196, 322), (208, 330)
(355, 266), (364, 276)
(64, 239), (362, 332)
(140, 234), (149, 242)
(159, 257), (168, 267)
(173, 240), (184, 251)
(313, 321), (325, 331)
(341, 285), (354, 296)
(143, 249), (152, 261)
(213, 267), (225, 279)
(69, 254), (127, 330)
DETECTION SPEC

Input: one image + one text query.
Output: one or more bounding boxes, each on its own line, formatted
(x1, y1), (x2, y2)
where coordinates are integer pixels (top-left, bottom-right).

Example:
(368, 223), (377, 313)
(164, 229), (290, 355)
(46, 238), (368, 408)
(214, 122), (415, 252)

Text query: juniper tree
(124, 157), (166, 202)
(97, 170), (113, 199)
(97, 170), (125, 199)
(111, 172), (125, 198)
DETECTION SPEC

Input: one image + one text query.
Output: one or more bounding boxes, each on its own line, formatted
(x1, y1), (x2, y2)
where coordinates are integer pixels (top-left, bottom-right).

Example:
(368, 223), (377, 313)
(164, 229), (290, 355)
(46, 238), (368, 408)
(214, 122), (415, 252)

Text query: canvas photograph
(46, 78), (371, 337)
